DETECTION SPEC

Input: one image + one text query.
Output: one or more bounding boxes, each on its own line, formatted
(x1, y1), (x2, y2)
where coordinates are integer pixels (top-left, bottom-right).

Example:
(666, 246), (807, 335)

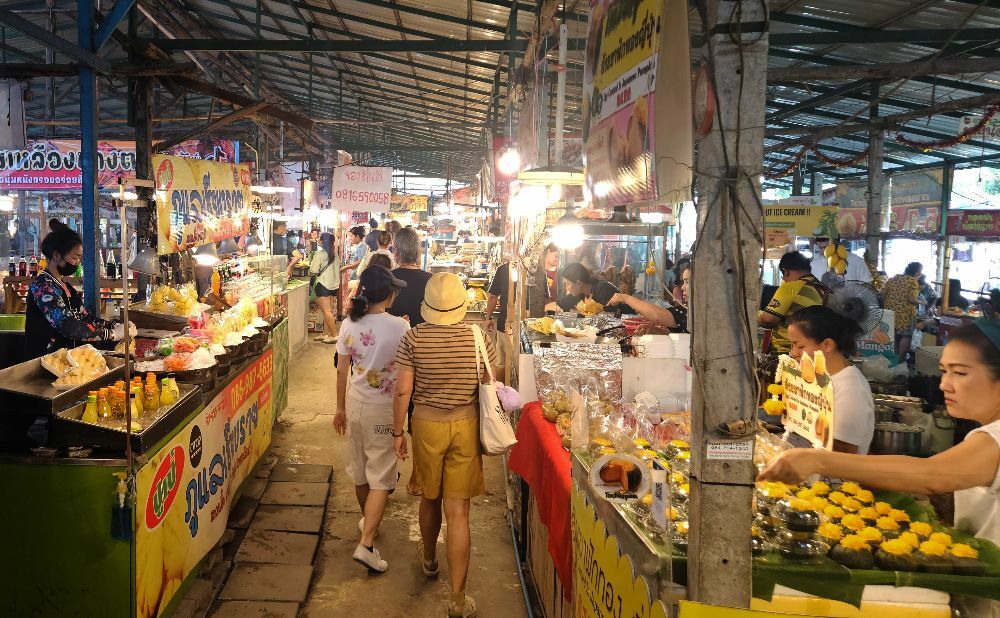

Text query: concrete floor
(270, 340), (529, 618)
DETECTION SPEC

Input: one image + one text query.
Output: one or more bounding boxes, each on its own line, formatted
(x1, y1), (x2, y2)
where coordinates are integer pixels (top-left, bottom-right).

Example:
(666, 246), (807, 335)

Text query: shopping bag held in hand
(472, 324), (517, 455)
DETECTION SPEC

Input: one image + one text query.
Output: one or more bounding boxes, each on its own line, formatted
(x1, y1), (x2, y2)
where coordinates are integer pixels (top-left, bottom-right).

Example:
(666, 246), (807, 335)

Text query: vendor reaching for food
(759, 319), (1000, 551)
(608, 266), (689, 333)
(557, 263), (619, 315)
(25, 222), (124, 359)
(784, 306), (874, 454)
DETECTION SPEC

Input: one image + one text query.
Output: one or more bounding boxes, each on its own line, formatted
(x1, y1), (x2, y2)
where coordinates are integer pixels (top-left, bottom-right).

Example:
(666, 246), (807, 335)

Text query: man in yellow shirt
(758, 251), (829, 354)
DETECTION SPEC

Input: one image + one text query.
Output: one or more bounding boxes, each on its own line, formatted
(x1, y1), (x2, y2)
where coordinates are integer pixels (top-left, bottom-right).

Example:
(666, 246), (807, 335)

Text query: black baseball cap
(358, 265), (407, 293)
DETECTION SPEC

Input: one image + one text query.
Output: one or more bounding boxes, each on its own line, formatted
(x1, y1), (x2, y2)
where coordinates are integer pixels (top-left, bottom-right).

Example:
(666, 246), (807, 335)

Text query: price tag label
(705, 440), (753, 461)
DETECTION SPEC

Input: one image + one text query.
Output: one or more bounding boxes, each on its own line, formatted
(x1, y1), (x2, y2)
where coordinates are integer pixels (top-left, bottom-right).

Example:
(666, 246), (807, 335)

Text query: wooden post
(866, 82), (885, 266)
(935, 164), (954, 299)
(688, 0), (768, 608)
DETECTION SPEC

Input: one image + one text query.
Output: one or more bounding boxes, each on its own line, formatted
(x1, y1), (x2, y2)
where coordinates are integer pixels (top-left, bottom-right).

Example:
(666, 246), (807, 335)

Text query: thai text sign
(947, 209), (1000, 236)
(572, 481), (670, 618)
(0, 139), (237, 190)
(779, 351), (835, 450)
(887, 169), (942, 235)
(583, 0), (691, 207)
(389, 193), (429, 213)
(155, 155), (252, 254)
(764, 199), (839, 248)
(331, 166), (392, 212)
(135, 351), (273, 617)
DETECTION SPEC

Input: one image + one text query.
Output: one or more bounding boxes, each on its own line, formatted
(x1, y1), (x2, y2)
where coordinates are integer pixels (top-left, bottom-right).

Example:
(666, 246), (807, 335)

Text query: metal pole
(935, 163), (953, 296)
(79, 0), (100, 313)
(553, 22), (567, 165)
(865, 81), (885, 267)
(688, 0), (768, 607)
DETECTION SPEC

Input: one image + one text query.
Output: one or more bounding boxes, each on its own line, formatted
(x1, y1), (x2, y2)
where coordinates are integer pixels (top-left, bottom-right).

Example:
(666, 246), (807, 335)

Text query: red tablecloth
(507, 401), (573, 599)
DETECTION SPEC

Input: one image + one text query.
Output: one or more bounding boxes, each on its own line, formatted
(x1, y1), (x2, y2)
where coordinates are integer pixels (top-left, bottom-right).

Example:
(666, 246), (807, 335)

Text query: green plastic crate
(0, 314), (26, 331)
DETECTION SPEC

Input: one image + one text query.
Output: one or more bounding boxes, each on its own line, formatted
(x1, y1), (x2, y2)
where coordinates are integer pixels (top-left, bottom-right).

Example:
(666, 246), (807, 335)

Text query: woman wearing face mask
(25, 222), (123, 359)
(759, 319), (1000, 616)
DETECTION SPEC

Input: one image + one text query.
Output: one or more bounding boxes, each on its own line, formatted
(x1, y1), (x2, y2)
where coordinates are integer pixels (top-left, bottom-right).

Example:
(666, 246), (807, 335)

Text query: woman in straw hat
(393, 272), (498, 618)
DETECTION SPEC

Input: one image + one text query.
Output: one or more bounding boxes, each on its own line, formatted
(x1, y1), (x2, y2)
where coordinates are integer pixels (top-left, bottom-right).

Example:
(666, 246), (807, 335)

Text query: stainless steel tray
(0, 354), (129, 416)
(49, 383), (201, 453)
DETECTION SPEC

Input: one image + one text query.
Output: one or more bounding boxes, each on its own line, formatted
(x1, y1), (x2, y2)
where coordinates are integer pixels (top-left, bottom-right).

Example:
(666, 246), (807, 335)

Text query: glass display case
(218, 253), (288, 306)
(561, 222), (668, 300)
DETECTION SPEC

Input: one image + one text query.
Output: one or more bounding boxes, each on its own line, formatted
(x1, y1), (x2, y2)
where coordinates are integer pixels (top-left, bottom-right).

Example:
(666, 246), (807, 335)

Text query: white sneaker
(322, 335), (338, 344)
(358, 517), (379, 539)
(352, 543), (388, 573)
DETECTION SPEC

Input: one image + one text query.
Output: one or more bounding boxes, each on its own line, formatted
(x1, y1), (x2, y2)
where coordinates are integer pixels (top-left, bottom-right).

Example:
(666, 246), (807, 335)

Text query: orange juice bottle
(97, 388), (111, 419)
(82, 392), (98, 424)
(142, 382), (159, 413)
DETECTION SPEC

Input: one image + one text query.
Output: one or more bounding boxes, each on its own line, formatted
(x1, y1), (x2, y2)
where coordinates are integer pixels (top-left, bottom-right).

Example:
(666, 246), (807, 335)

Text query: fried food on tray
(575, 298), (604, 317)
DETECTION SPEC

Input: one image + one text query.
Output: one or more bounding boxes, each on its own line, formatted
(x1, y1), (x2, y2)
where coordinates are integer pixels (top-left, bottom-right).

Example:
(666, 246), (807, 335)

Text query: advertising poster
(135, 350), (273, 617)
(763, 199), (839, 249)
(833, 180), (870, 237)
(155, 155), (252, 255)
(778, 352), (835, 450)
(887, 168), (943, 235)
(572, 481), (670, 618)
(582, 0), (691, 208)
(330, 166), (392, 212)
(0, 139), (237, 191)
(959, 114), (1000, 142)
(946, 209), (1000, 236)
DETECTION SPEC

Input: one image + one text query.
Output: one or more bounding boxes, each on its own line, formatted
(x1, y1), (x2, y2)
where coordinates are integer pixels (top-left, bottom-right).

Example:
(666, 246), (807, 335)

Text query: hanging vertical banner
(582, 0), (692, 208)
(330, 166), (392, 212)
(155, 155), (252, 255)
(134, 352), (273, 617)
(833, 179), (869, 238)
(0, 80), (26, 149)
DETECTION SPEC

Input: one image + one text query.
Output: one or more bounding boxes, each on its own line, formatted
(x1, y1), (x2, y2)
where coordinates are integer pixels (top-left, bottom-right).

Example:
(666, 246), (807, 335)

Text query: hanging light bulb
(496, 144), (521, 176)
(0, 195), (13, 212)
(550, 200), (584, 250)
(193, 243), (220, 266)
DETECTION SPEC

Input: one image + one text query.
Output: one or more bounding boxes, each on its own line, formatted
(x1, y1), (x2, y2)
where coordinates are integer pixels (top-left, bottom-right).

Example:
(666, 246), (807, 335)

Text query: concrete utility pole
(688, 0), (769, 608)
(866, 82), (884, 267)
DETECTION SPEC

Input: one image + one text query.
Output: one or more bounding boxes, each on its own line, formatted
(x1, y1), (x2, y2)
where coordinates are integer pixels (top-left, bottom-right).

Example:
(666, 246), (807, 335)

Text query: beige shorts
(345, 393), (398, 491)
(411, 415), (484, 500)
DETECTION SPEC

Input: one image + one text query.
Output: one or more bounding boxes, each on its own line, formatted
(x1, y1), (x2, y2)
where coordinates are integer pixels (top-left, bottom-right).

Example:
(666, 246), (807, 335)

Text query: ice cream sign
(764, 199), (839, 249)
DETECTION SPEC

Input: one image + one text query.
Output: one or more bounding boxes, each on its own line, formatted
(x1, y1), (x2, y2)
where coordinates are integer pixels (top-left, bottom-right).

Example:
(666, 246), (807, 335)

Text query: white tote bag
(472, 325), (517, 455)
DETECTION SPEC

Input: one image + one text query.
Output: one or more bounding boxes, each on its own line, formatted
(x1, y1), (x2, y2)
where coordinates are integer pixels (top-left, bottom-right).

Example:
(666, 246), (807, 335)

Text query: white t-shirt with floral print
(336, 312), (410, 404)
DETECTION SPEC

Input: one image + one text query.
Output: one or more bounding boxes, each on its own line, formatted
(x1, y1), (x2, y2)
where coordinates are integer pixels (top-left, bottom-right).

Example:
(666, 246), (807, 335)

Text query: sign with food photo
(776, 352), (835, 450)
(154, 155), (252, 255)
(582, 0), (692, 208)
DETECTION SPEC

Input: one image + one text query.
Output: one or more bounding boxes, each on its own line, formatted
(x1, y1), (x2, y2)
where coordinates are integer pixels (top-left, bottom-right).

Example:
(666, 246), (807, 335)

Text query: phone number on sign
(334, 189), (389, 205)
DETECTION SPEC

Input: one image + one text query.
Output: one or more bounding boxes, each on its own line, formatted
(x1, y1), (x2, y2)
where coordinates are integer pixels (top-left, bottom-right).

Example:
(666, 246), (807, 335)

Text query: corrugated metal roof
(1, 0), (998, 182)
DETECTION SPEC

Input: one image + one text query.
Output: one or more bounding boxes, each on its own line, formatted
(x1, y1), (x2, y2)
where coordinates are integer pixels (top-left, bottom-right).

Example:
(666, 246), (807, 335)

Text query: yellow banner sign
(680, 601), (812, 617)
(155, 154), (252, 255)
(590, 0), (663, 93)
(134, 351), (273, 617)
(779, 352), (835, 450)
(763, 201), (839, 248)
(572, 480), (670, 618)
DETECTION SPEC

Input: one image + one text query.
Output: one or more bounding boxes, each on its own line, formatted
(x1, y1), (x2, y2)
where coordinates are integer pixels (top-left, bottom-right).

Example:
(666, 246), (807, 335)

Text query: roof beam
(167, 75), (314, 130)
(770, 27), (1000, 47)
(768, 56), (1000, 82)
(94, 0), (136, 51)
(325, 0), (506, 34)
(153, 100), (268, 152)
(765, 91), (1000, 153)
(0, 8), (111, 72)
(0, 61), (198, 78)
(146, 37), (532, 53)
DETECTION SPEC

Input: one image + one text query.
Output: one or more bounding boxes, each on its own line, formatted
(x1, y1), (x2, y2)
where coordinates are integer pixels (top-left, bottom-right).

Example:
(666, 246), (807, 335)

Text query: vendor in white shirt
(785, 305), (875, 453)
(809, 237), (871, 283)
(761, 318), (1000, 557)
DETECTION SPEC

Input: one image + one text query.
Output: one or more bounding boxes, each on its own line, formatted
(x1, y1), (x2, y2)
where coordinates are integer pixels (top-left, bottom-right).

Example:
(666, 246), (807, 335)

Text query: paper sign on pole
(331, 166), (392, 212)
(778, 352), (835, 450)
